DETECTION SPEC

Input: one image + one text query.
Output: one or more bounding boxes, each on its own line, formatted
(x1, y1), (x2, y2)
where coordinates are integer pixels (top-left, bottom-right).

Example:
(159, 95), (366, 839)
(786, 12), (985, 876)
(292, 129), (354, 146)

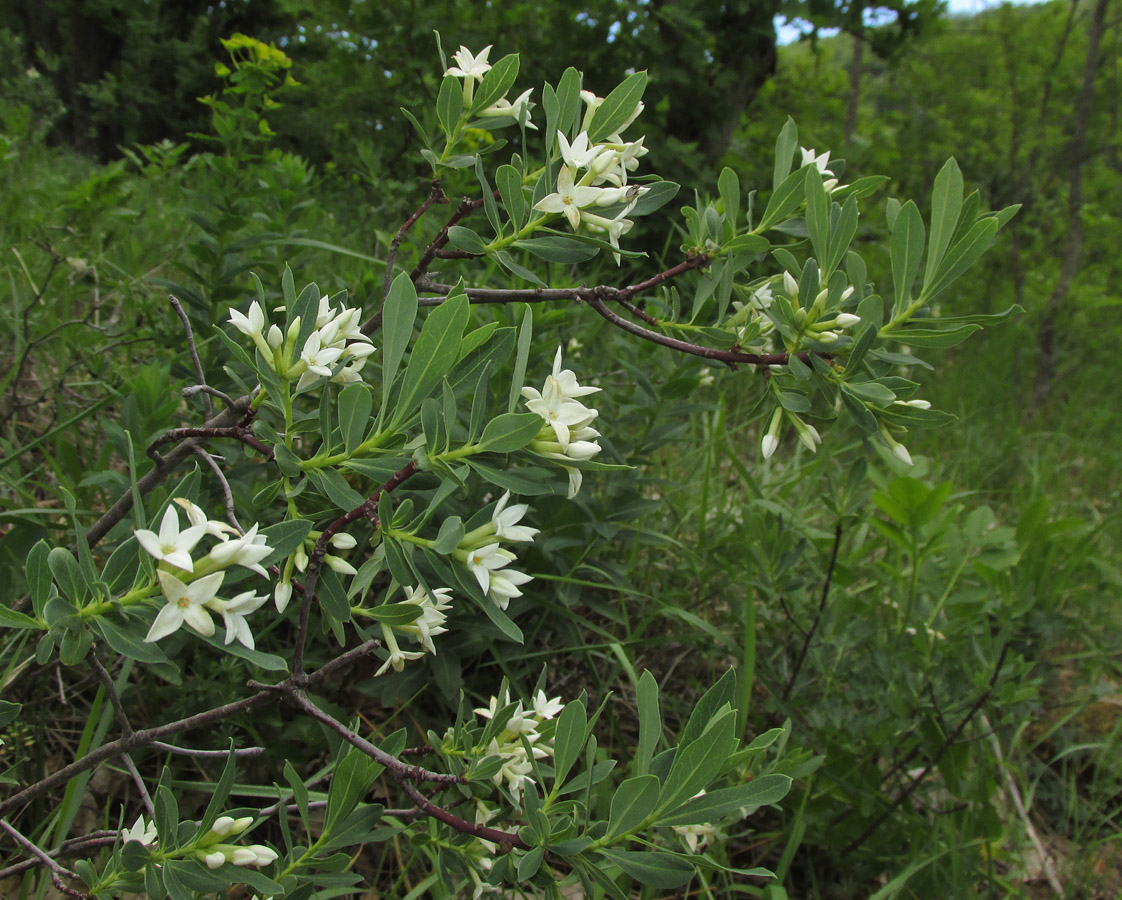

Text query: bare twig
(193, 446), (242, 533)
(147, 425), (273, 464)
(169, 295), (211, 419)
(0, 819), (85, 898)
(182, 384), (238, 410)
(782, 524), (843, 701)
(151, 742), (265, 759)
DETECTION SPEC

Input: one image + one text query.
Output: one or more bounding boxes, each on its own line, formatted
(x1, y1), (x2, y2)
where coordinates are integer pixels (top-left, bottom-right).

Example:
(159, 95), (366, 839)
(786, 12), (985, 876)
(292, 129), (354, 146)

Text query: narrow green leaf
(587, 72), (648, 142)
(923, 158), (964, 290)
(446, 226), (487, 255)
(496, 164), (526, 230)
(600, 849), (693, 890)
(759, 167), (808, 233)
(922, 218), (999, 301)
(393, 293), (470, 423)
(658, 775), (793, 826)
(804, 162), (829, 265)
(555, 67), (583, 140)
(773, 117), (798, 190)
(507, 306), (533, 414)
(890, 201), (925, 311)
(824, 194), (859, 278)
(436, 73), (463, 139)
(891, 325), (982, 348)
(515, 236), (598, 264)
(552, 699), (587, 790)
(48, 548), (86, 605)
(636, 670), (660, 778)
(719, 167), (740, 240)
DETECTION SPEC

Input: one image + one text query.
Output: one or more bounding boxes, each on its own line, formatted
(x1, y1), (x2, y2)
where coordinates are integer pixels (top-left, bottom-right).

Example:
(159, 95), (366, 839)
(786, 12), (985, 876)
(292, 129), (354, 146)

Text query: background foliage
(1, 0), (1120, 897)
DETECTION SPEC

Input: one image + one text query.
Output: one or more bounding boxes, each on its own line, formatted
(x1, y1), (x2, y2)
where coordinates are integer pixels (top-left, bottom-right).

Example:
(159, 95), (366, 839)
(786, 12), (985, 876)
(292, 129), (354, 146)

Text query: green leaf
(258, 519), (312, 568)
(382, 273), (418, 412)
(825, 194), (859, 277)
(515, 236), (599, 264)
(718, 167), (740, 240)
(606, 775), (660, 840)
(493, 250), (546, 287)
(773, 117), (798, 190)
(0, 604), (40, 629)
(626, 180), (680, 217)
(478, 412), (544, 453)
(600, 849), (694, 890)
(844, 381), (897, 407)
(95, 617), (171, 664)
(446, 225), (488, 255)
(361, 602), (424, 626)
(508, 306), (533, 413)
(325, 745), (380, 830)
(496, 164), (526, 230)
(587, 71), (648, 142)
(26, 540), (52, 614)
(432, 516), (465, 555)
(922, 217), (1000, 301)
(393, 293), (470, 424)
(198, 743), (240, 835)
(554, 67), (583, 140)
(551, 699), (587, 790)
(306, 468), (366, 511)
(436, 73), (463, 139)
(0, 699), (22, 729)
(723, 233), (769, 255)
(891, 325), (982, 348)
(804, 162), (829, 265)
(469, 460), (556, 496)
(48, 548), (87, 605)
(339, 383), (373, 455)
(470, 53), (519, 115)
(636, 670), (660, 778)
(759, 166), (807, 233)
(924, 158), (964, 289)
(890, 201), (925, 311)
(658, 775), (793, 826)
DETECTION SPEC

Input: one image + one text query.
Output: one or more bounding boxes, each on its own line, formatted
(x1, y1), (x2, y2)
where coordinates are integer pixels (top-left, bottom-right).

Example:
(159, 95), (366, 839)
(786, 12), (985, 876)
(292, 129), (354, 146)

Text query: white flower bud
(274, 581), (292, 613)
(210, 816), (236, 837)
(892, 443), (914, 466)
(835, 313), (861, 328)
(330, 533), (357, 550)
(783, 270), (799, 297)
(762, 434), (778, 459)
(204, 851), (226, 869)
(325, 554), (357, 576)
(267, 324), (283, 349)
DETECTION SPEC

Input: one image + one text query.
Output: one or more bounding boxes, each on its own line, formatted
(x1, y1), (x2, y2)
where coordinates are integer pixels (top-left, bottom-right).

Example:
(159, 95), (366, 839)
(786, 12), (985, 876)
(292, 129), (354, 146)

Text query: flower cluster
(473, 689), (564, 801)
(373, 585), (454, 676)
(195, 815), (278, 870)
(229, 294), (374, 391)
(273, 531), (357, 614)
(135, 500), (271, 648)
(522, 347), (602, 497)
(533, 92), (649, 262)
(444, 45), (534, 126)
(456, 493), (537, 610)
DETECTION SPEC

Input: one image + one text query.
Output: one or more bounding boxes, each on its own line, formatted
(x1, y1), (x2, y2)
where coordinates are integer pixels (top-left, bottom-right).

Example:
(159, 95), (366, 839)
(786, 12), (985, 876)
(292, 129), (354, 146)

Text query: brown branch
(383, 179), (445, 300)
(147, 425), (273, 464)
(0, 832), (118, 883)
(193, 446), (243, 533)
(0, 819), (86, 898)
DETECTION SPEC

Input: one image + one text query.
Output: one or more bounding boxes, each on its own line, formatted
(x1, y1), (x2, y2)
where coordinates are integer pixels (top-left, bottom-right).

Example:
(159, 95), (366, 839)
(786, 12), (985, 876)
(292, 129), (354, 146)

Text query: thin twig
(383, 179), (445, 300)
(169, 295), (211, 419)
(86, 394), (252, 548)
(193, 446), (243, 532)
(0, 819), (85, 898)
(842, 644), (1011, 855)
(783, 524), (843, 701)
(0, 832), (118, 882)
(182, 384), (238, 410)
(151, 742), (265, 759)
(147, 425), (273, 463)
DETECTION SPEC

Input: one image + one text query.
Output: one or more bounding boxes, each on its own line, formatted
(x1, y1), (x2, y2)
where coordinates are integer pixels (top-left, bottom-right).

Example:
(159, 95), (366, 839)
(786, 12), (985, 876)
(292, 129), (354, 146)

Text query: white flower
(397, 585), (453, 654)
(145, 571), (224, 642)
(486, 568), (533, 610)
(479, 88), (536, 128)
(799, 146), (846, 193)
(135, 505), (208, 572)
(673, 822), (723, 853)
(209, 816), (253, 838)
(533, 165), (619, 231)
(173, 498), (237, 540)
(206, 523), (273, 577)
(210, 590), (268, 650)
(523, 373), (598, 451)
(373, 641), (425, 676)
(295, 329), (345, 390)
(229, 301), (272, 358)
(446, 45), (492, 80)
(491, 492), (539, 542)
(464, 543), (515, 595)
(558, 131), (600, 171)
(531, 690), (564, 720)
(121, 814), (157, 847)
(581, 211), (635, 265)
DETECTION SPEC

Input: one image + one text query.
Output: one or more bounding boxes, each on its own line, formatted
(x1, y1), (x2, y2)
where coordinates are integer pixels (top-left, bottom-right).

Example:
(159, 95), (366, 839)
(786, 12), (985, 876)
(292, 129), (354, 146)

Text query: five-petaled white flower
(135, 505), (208, 572)
(533, 165), (615, 231)
(491, 492), (539, 542)
(397, 585), (453, 654)
(145, 571), (225, 642)
(464, 543), (515, 595)
(121, 814), (158, 847)
(445, 45), (492, 81)
(800, 146), (846, 193)
(213, 590), (269, 650)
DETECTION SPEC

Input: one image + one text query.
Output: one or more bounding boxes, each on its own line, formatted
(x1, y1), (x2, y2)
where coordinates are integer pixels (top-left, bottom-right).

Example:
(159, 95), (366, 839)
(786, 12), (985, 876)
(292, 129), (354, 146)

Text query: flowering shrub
(0, 38), (1018, 899)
